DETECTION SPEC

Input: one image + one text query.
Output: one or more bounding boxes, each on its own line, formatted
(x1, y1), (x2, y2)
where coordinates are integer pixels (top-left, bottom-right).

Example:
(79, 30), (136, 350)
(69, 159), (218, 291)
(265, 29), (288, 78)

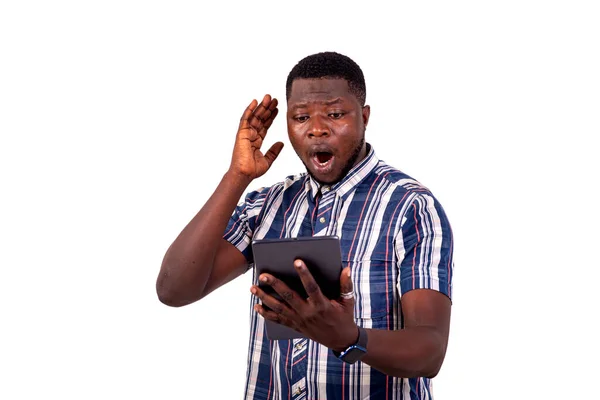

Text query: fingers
(252, 96), (277, 137)
(239, 99), (259, 129)
(259, 108), (279, 137)
(253, 95), (273, 123)
(263, 141), (284, 167)
(253, 304), (293, 327)
(250, 284), (296, 321)
(339, 267), (354, 306)
(294, 259), (327, 304)
(258, 273), (307, 312)
(239, 95), (278, 135)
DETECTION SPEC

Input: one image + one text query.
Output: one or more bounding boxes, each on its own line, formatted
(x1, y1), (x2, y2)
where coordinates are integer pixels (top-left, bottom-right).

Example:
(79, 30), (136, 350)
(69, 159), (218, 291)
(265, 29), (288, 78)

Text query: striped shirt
(224, 145), (454, 400)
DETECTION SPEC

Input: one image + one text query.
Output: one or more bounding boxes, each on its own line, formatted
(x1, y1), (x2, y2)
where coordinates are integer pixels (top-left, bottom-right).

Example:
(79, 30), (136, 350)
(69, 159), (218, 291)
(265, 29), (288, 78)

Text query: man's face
(287, 78), (370, 185)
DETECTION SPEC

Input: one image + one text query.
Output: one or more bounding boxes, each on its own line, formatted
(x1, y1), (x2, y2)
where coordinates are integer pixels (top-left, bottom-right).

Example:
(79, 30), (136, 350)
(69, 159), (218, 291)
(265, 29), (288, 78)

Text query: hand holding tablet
(251, 236), (351, 340)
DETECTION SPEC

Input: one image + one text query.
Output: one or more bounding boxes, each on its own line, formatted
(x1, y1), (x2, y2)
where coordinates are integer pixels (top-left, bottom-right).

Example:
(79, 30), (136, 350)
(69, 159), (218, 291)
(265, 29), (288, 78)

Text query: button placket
(290, 340), (307, 399)
(314, 190), (335, 234)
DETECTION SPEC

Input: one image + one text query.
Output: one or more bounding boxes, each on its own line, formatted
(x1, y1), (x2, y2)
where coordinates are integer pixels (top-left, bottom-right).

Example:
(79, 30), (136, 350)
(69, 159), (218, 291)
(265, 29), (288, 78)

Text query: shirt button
(295, 343), (303, 350)
(319, 217), (326, 223)
(295, 388), (302, 395)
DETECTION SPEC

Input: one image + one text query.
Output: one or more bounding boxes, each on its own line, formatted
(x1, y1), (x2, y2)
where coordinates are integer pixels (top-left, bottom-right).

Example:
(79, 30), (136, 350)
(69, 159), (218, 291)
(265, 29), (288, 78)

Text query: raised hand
(229, 94), (284, 182)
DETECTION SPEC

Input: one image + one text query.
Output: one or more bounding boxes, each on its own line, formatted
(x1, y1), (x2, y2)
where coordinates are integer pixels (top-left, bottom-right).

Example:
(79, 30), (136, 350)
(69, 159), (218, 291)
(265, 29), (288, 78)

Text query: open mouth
(315, 152), (333, 165)
(310, 150), (335, 174)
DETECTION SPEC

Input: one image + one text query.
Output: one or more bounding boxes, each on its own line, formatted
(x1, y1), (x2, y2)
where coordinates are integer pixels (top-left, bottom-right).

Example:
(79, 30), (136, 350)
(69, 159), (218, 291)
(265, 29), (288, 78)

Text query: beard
(304, 136), (366, 186)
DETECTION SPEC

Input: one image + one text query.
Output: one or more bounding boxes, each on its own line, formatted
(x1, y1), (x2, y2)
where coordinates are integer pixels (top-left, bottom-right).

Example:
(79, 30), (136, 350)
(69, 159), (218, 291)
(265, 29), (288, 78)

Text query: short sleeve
(223, 186), (270, 264)
(395, 192), (454, 299)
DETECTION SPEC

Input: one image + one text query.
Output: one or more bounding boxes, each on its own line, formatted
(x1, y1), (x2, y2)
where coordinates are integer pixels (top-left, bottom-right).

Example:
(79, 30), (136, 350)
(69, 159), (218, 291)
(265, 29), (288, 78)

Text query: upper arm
(200, 239), (249, 299)
(199, 186), (269, 299)
(395, 191), (454, 347)
(222, 186), (270, 263)
(395, 192), (454, 299)
(401, 289), (451, 346)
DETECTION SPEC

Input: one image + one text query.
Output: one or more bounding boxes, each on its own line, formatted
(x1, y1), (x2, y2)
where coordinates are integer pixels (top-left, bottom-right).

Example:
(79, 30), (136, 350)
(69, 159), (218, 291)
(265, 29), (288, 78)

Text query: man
(157, 51), (454, 399)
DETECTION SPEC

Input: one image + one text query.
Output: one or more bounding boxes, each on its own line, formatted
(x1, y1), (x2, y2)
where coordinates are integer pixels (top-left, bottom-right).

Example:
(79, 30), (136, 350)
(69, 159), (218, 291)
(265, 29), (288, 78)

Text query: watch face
(341, 345), (367, 364)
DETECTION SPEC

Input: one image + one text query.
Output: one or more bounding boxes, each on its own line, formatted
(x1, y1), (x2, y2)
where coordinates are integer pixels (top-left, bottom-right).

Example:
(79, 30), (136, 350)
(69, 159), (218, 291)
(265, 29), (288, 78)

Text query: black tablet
(251, 235), (343, 340)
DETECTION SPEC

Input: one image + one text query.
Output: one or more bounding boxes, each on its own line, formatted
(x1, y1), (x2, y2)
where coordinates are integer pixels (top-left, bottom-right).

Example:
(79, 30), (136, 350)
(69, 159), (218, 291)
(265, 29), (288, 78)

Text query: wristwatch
(332, 327), (368, 364)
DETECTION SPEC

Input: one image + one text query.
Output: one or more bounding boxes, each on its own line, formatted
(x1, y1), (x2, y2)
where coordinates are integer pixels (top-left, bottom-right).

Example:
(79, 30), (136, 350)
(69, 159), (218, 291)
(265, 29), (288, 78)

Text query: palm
(231, 95), (283, 180)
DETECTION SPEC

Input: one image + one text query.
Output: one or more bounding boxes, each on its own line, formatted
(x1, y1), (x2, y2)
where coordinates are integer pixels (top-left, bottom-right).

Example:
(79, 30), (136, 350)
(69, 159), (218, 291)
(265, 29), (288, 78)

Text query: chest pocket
(345, 258), (397, 330)
(339, 216), (399, 330)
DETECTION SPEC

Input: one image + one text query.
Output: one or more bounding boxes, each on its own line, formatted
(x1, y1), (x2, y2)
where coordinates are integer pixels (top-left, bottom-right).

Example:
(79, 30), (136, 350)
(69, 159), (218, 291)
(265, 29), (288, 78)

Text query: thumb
(264, 141), (284, 167)
(339, 267), (354, 304)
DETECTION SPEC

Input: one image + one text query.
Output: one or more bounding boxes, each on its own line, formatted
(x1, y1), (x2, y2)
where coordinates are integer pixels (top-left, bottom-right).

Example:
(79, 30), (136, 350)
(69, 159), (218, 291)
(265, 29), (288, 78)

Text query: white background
(1, 1), (599, 399)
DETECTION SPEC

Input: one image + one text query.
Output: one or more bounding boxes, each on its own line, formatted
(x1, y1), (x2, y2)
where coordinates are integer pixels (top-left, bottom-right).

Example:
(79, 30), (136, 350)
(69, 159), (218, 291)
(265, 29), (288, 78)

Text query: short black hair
(286, 51), (366, 106)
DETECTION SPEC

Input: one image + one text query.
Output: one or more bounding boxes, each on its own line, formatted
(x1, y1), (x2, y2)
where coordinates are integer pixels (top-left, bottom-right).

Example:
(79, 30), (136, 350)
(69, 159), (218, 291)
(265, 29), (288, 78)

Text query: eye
(295, 115), (309, 123)
(329, 112), (345, 119)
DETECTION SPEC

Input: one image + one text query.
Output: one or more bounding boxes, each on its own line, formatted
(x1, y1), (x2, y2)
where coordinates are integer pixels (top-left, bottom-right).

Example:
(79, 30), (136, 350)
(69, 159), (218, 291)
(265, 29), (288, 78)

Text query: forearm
(156, 171), (250, 306)
(360, 326), (447, 378)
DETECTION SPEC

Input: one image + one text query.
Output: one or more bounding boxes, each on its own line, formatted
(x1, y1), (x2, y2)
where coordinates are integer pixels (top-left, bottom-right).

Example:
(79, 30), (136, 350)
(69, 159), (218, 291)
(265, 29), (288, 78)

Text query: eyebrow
(290, 98), (344, 110)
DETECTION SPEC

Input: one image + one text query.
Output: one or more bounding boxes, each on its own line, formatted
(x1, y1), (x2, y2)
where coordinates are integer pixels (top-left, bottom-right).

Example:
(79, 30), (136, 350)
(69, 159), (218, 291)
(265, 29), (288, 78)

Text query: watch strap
(333, 327), (368, 362)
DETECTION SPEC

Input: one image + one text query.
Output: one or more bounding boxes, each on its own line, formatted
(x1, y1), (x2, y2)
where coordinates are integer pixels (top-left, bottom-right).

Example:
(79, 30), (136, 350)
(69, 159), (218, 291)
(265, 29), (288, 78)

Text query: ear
(362, 105), (371, 127)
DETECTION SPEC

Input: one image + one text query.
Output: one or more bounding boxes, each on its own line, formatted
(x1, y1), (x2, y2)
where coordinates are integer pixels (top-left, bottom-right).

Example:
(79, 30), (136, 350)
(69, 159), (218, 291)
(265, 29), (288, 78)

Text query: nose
(307, 115), (329, 138)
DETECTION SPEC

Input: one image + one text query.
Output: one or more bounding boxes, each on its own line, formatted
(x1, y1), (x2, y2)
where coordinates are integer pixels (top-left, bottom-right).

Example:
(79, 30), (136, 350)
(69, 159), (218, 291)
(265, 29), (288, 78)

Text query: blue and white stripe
(224, 145), (454, 399)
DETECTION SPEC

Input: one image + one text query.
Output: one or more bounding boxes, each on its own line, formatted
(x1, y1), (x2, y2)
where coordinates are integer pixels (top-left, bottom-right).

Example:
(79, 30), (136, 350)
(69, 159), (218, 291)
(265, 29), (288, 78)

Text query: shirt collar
(306, 143), (379, 200)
